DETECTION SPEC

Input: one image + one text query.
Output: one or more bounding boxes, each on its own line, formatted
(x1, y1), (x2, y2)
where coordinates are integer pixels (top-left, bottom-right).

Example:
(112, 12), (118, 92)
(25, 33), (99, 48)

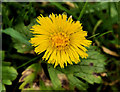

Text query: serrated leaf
(2, 66), (18, 81)
(74, 72), (101, 84)
(63, 46), (106, 85)
(67, 74), (88, 90)
(47, 46), (106, 90)
(1, 61), (18, 91)
(19, 46), (106, 90)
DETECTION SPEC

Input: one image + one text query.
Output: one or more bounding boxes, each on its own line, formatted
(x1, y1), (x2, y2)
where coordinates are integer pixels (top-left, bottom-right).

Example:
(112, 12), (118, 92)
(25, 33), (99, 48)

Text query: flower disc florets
(51, 32), (70, 50)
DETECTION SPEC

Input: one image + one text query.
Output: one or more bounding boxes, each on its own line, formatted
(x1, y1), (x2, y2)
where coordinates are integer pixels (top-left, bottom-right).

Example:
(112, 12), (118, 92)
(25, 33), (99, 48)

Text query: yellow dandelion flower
(29, 13), (92, 68)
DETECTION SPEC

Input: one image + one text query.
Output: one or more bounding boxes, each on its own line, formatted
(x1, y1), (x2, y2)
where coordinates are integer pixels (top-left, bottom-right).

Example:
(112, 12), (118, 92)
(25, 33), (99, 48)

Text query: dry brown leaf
(24, 50), (36, 55)
(42, 2), (49, 6)
(39, 69), (52, 87)
(19, 67), (52, 89)
(102, 46), (120, 57)
(58, 74), (69, 90)
(100, 73), (107, 77)
(33, 83), (40, 90)
(65, 2), (75, 8)
(19, 69), (34, 82)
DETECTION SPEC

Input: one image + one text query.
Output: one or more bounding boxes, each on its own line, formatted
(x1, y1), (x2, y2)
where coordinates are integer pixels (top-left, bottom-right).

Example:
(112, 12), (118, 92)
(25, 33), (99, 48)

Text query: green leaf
(39, 80), (53, 90)
(19, 73), (36, 89)
(2, 61), (11, 66)
(0, 84), (5, 92)
(101, 15), (118, 30)
(67, 74), (88, 90)
(0, 51), (5, 61)
(1, 61), (18, 91)
(48, 65), (63, 90)
(48, 46), (106, 90)
(19, 46), (106, 90)
(2, 28), (30, 46)
(14, 22), (33, 40)
(13, 41), (33, 53)
(12, 20), (36, 53)
(2, 4), (13, 27)
(85, 2), (108, 14)
(2, 80), (12, 85)
(74, 72), (101, 84)
(110, 3), (118, 18)
(2, 28), (33, 53)
(73, 2), (108, 16)
(2, 65), (18, 81)
(19, 63), (42, 90)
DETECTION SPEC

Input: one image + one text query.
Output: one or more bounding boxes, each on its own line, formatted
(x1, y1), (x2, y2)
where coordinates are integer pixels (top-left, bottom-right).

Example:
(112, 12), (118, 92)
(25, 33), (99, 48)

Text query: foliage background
(1, 1), (120, 92)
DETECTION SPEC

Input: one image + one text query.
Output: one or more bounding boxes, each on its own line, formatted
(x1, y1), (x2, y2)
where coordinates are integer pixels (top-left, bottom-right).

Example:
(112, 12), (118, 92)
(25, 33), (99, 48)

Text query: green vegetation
(1, 2), (120, 92)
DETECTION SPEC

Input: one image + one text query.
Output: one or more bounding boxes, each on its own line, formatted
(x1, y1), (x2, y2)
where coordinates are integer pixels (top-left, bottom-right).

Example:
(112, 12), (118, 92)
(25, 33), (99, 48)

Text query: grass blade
(77, 0), (88, 20)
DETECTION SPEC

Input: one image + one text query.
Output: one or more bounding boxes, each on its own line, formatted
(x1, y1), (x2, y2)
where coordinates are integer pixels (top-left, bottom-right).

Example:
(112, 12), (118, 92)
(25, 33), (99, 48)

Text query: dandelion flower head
(29, 13), (92, 68)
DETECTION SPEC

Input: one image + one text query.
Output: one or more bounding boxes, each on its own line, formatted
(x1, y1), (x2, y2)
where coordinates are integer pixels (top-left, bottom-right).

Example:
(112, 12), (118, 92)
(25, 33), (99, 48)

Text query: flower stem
(16, 55), (41, 69)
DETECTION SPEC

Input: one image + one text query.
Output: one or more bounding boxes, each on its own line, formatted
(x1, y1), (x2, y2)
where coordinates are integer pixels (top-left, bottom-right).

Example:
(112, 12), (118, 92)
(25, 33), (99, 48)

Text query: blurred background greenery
(1, 2), (120, 92)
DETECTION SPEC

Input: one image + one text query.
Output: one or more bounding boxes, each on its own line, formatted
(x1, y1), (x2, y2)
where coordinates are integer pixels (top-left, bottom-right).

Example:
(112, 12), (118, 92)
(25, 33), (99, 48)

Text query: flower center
(51, 32), (70, 50)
